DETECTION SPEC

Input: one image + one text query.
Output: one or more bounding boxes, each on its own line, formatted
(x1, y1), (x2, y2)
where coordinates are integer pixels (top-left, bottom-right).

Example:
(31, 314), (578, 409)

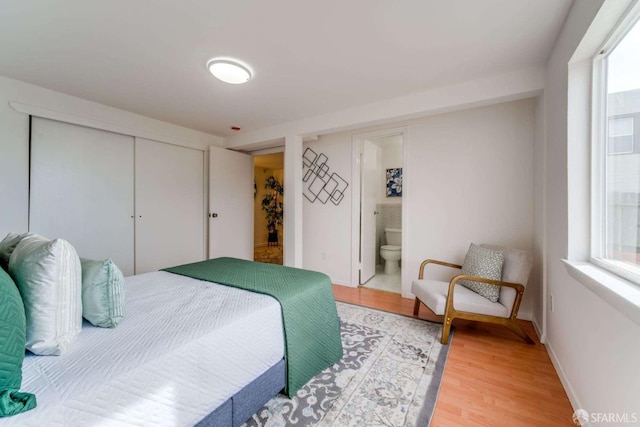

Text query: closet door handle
(209, 213), (218, 218)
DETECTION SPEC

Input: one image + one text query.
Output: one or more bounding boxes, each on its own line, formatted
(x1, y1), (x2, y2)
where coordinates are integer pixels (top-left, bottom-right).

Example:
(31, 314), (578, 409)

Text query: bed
(1, 258), (342, 427)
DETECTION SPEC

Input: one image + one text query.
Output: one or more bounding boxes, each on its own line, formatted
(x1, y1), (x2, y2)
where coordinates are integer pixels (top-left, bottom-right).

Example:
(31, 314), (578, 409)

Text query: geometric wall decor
(386, 168), (402, 197)
(302, 148), (349, 205)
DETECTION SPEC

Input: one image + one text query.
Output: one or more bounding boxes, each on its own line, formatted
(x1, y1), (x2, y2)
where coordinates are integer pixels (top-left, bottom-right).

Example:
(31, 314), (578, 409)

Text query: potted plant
(261, 176), (283, 245)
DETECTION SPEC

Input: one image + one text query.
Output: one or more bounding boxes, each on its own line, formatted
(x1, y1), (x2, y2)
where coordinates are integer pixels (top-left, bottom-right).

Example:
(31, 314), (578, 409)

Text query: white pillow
(8, 234), (82, 355)
(0, 232), (35, 271)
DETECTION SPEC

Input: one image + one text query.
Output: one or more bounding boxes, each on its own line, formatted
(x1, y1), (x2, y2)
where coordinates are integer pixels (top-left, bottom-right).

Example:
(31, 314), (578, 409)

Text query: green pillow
(459, 243), (504, 303)
(80, 258), (125, 328)
(0, 268), (36, 416)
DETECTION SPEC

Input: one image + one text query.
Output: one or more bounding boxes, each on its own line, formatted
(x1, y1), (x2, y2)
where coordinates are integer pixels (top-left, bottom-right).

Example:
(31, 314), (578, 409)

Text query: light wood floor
(333, 285), (575, 427)
(254, 245), (283, 265)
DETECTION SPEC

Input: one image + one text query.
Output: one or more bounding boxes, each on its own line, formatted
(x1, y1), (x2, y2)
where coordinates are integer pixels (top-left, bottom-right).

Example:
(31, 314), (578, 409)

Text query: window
(608, 117), (634, 154)
(593, 15), (640, 284)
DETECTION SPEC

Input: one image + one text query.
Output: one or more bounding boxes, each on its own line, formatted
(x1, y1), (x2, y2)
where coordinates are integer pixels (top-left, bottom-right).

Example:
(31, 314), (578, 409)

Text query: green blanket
(162, 257), (343, 396)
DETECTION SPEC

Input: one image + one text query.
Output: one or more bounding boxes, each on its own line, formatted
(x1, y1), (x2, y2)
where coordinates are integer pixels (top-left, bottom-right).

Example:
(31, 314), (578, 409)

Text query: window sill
(562, 259), (640, 327)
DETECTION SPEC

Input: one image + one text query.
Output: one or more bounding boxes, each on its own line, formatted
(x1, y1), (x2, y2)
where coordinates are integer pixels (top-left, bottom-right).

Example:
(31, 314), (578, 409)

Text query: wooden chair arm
(446, 275), (526, 319)
(418, 259), (462, 279)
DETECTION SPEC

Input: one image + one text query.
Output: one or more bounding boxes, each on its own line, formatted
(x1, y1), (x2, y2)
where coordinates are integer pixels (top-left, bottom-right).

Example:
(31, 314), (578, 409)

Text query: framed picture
(386, 168), (402, 197)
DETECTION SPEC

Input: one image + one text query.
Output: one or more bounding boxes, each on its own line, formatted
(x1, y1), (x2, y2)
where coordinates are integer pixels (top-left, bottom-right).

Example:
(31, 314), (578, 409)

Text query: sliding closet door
(30, 118), (135, 276)
(135, 138), (204, 274)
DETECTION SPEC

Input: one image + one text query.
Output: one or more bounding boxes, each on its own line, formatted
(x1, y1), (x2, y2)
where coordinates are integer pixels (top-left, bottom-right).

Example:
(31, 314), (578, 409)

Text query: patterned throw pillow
(459, 243), (504, 303)
(0, 267), (37, 416)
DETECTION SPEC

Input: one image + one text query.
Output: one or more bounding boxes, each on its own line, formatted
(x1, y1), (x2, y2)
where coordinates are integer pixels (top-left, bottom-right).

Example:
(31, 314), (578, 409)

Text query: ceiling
(0, 0), (572, 137)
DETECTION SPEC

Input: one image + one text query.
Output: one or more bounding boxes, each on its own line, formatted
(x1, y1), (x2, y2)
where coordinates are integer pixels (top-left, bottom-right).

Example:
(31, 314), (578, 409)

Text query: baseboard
(333, 280), (356, 288)
(544, 338), (588, 425)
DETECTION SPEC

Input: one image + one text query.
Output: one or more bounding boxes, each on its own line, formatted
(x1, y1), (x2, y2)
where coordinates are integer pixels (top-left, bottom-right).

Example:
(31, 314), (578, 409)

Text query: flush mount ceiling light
(207, 58), (252, 84)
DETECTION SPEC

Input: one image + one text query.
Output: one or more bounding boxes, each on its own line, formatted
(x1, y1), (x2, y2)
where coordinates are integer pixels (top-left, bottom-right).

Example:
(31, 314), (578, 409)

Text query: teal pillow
(0, 268), (36, 416)
(459, 243), (504, 303)
(80, 258), (125, 328)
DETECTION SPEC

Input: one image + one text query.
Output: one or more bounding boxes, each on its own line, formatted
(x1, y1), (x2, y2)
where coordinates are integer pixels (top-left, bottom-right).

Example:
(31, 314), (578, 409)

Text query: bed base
(196, 359), (286, 427)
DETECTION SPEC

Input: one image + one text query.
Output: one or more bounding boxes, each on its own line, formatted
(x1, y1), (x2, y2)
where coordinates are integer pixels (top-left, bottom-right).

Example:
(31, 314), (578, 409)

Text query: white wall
(543, 0), (640, 418)
(533, 94), (546, 337)
(225, 67), (544, 149)
(302, 99), (537, 319)
(405, 99), (536, 317)
(0, 74), (222, 238)
(302, 134), (352, 285)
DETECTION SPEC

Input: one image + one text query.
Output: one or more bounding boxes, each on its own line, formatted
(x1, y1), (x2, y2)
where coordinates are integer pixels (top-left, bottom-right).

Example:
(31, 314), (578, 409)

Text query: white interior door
(30, 118), (135, 276)
(209, 145), (253, 260)
(360, 140), (380, 284)
(134, 138), (204, 273)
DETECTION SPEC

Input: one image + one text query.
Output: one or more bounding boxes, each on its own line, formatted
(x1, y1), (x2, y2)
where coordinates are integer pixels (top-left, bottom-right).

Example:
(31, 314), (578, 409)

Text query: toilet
(380, 228), (402, 274)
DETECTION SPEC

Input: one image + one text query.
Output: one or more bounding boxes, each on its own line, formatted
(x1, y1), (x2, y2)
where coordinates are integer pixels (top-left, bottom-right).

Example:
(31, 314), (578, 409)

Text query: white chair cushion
(412, 279), (509, 318)
(480, 244), (533, 312)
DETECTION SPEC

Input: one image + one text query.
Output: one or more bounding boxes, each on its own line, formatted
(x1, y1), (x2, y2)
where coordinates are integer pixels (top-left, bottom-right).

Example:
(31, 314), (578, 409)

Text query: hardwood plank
(333, 284), (575, 426)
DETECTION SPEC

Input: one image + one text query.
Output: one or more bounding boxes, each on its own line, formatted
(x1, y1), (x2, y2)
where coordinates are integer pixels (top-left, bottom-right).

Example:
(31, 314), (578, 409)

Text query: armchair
(411, 245), (534, 345)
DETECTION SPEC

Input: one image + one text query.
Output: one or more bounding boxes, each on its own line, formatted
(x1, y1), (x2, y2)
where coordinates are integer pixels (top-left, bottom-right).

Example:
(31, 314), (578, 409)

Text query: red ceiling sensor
(230, 126), (241, 131)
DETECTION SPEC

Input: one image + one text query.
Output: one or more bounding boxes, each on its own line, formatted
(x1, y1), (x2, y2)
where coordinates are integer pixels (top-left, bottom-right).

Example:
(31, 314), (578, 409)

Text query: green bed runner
(162, 257), (343, 397)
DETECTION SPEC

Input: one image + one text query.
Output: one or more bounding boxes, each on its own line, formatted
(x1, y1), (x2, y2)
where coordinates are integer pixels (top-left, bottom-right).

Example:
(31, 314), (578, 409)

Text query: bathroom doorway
(253, 152), (284, 265)
(355, 130), (404, 293)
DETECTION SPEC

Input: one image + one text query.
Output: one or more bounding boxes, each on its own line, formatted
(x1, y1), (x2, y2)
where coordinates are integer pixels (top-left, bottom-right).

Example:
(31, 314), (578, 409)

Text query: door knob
(209, 213), (218, 218)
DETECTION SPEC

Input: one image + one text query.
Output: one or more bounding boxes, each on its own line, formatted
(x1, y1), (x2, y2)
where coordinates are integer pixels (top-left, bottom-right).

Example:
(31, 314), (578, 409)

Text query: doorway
(253, 152), (284, 264)
(354, 130), (404, 293)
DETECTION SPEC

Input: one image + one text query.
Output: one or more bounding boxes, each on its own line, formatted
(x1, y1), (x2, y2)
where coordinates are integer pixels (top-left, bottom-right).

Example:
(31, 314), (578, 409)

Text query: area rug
(243, 302), (452, 427)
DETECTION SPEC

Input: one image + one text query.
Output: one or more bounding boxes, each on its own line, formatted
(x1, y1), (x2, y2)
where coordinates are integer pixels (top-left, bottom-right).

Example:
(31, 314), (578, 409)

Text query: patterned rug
(243, 302), (451, 427)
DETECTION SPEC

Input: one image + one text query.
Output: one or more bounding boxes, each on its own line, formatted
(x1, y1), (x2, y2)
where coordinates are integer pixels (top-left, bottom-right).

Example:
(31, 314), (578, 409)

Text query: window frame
(591, 9), (640, 286)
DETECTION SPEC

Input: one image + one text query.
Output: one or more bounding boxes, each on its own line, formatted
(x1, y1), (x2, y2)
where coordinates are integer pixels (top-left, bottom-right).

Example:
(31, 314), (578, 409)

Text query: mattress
(1, 271), (285, 427)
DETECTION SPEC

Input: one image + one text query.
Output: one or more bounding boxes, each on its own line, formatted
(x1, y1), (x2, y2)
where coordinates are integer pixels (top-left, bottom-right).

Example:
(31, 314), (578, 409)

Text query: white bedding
(2, 271), (285, 427)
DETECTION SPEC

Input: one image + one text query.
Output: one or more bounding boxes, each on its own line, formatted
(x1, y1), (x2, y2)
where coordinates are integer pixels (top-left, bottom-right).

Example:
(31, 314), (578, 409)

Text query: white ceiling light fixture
(207, 58), (252, 84)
